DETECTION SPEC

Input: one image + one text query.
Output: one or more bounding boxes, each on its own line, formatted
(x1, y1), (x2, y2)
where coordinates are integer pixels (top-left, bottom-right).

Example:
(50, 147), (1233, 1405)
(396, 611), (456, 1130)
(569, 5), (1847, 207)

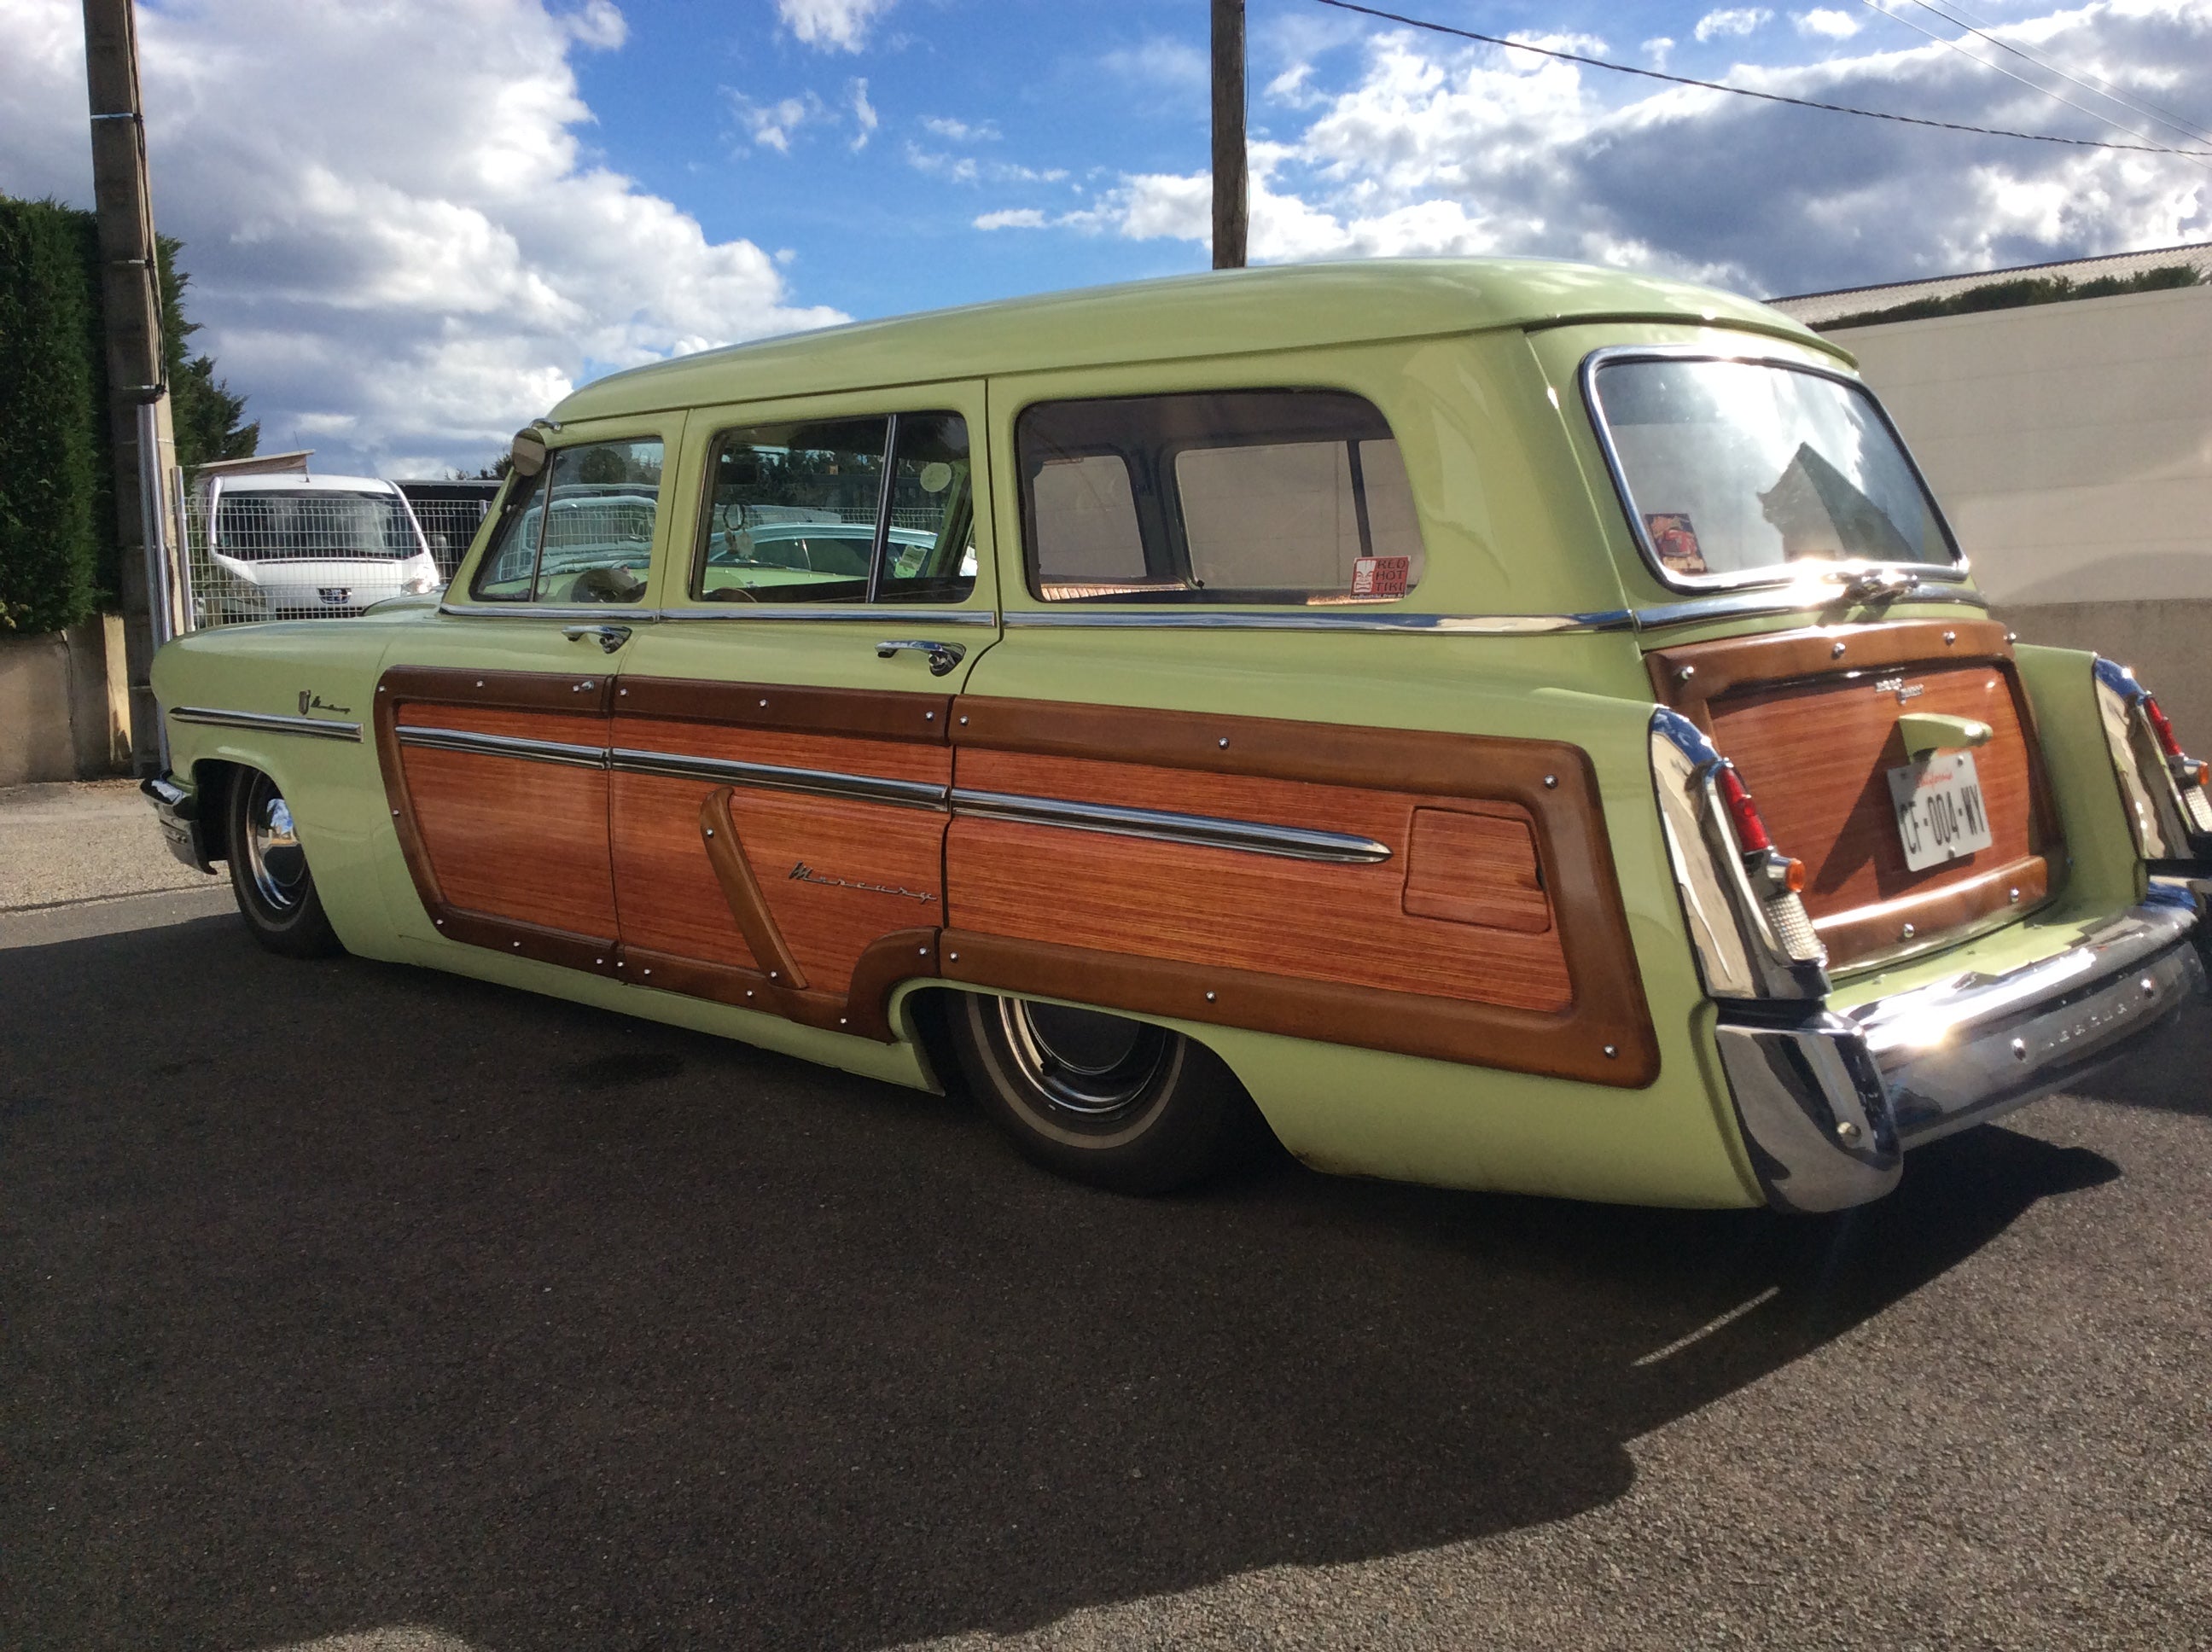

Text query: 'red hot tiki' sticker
(1644, 513), (1708, 575)
(1351, 556), (1411, 599)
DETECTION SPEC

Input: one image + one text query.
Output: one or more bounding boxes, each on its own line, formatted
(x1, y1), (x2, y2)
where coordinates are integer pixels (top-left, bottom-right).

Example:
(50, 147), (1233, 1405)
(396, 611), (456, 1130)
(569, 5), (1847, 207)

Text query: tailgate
(1648, 617), (2061, 970)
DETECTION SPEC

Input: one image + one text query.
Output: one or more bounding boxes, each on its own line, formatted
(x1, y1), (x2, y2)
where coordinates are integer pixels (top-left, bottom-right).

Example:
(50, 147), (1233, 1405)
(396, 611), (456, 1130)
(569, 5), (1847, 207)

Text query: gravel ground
(2, 872), (2207, 1651)
(0, 779), (221, 913)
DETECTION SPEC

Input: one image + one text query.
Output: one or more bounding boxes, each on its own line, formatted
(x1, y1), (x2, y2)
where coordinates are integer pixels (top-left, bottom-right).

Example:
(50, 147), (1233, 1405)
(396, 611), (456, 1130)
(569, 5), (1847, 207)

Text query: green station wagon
(144, 259), (2212, 1211)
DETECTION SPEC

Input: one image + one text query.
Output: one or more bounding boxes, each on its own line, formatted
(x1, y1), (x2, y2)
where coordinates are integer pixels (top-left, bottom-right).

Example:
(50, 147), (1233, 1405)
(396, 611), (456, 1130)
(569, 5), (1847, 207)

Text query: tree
(156, 236), (258, 470)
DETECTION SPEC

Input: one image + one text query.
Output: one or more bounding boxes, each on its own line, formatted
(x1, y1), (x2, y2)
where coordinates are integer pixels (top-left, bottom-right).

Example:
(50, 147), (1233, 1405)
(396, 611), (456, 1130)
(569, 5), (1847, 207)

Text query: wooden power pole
(1212, 0), (1248, 270)
(83, 0), (184, 773)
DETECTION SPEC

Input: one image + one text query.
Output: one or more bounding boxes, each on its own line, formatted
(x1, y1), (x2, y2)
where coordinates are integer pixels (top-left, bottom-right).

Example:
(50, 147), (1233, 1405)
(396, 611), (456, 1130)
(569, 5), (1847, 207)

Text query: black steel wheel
(224, 768), (343, 958)
(948, 992), (1263, 1193)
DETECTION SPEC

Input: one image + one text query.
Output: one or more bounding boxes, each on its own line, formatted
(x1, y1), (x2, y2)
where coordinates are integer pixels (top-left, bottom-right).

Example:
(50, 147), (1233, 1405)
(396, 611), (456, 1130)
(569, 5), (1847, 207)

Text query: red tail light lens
(2143, 693), (2186, 761)
(1715, 763), (1773, 853)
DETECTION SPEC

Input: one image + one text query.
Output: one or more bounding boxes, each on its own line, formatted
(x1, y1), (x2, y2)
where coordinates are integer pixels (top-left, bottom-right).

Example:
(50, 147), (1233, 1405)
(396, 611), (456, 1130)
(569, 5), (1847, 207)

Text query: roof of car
(552, 257), (1828, 426)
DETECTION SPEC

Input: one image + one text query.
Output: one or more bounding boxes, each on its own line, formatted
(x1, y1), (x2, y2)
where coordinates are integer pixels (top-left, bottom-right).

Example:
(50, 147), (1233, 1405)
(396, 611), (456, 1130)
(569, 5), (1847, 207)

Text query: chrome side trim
(1001, 609), (1633, 635)
(609, 747), (950, 811)
(657, 606), (1001, 627)
(1633, 580), (1988, 632)
(439, 602), (659, 621)
(951, 788), (1394, 864)
(397, 725), (608, 770)
(167, 706), (364, 742)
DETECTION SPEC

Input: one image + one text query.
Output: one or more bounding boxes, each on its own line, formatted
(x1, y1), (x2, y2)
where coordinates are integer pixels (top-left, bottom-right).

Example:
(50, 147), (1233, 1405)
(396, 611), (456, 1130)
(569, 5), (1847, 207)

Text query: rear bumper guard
(1717, 890), (2206, 1212)
(142, 776), (216, 875)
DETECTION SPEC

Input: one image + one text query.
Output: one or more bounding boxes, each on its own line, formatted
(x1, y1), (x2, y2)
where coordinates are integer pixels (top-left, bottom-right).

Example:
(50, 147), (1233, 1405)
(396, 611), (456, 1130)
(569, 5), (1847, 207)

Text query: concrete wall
(0, 615), (133, 787)
(1831, 282), (2212, 737)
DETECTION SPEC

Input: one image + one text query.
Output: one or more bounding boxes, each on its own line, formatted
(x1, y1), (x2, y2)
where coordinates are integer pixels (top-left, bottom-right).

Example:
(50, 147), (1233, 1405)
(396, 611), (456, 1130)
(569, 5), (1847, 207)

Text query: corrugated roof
(1767, 241), (2212, 327)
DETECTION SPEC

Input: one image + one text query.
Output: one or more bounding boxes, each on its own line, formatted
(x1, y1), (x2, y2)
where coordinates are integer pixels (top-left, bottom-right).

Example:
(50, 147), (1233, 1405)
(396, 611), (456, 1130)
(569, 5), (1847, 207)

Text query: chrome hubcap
(243, 775), (308, 913)
(996, 998), (1171, 1124)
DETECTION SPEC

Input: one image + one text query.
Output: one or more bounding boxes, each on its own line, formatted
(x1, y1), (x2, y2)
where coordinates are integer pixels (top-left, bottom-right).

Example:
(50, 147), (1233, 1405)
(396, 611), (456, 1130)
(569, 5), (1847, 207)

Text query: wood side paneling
(399, 745), (618, 935)
(617, 676), (951, 742)
(396, 704), (609, 746)
(947, 749), (1570, 1014)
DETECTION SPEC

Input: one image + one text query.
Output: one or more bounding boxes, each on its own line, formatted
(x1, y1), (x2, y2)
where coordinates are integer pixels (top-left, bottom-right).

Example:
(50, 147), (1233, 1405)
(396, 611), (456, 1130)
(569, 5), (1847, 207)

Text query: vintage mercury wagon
(144, 260), (2212, 1211)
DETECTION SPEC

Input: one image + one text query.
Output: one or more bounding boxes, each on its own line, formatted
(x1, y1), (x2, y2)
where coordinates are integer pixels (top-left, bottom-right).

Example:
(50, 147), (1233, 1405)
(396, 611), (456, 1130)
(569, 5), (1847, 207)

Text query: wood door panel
(399, 746), (617, 935)
(395, 703), (609, 747)
(946, 749), (1570, 1015)
(610, 771), (763, 972)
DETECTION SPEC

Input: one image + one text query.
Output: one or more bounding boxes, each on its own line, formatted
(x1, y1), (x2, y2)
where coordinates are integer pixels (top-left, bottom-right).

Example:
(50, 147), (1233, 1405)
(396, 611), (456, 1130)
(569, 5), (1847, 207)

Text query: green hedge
(0, 196), (114, 636)
(1815, 262), (2206, 332)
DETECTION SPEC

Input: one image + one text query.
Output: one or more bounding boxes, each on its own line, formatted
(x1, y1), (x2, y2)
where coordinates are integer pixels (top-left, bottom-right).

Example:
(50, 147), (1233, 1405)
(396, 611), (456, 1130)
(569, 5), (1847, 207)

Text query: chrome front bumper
(1716, 889), (2208, 1213)
(142, 776), (215, 875)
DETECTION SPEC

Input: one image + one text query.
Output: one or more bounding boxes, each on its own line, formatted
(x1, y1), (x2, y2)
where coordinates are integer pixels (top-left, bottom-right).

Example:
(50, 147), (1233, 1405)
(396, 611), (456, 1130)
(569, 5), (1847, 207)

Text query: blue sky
(3, 0), (2207, 471)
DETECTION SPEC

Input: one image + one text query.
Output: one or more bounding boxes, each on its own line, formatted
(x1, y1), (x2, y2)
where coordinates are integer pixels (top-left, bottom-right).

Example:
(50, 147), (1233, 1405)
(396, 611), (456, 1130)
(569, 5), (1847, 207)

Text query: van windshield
(1587, 357), (1956, 585)
(214, 491), (420, 561)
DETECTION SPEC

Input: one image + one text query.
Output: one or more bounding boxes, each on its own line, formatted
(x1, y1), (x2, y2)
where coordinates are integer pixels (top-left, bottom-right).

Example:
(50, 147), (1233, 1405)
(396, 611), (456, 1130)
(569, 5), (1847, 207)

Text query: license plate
(1887, 751), (1994, 870)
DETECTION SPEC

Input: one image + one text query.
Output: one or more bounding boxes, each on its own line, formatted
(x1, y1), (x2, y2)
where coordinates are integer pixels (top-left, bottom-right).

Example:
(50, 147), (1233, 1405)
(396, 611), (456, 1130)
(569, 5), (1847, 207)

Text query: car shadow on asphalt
(0, 916), (2124, 1652)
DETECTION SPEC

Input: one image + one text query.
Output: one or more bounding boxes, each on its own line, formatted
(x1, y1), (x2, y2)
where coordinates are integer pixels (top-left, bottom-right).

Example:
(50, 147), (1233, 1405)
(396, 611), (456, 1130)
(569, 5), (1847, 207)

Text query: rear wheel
(948, 992), (1260, 1193)
(224, 769), (343, 958)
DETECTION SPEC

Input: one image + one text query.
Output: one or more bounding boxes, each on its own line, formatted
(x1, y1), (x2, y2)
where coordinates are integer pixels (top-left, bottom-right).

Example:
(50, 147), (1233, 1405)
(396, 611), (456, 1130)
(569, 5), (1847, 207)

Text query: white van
(197, 472), (442, 621)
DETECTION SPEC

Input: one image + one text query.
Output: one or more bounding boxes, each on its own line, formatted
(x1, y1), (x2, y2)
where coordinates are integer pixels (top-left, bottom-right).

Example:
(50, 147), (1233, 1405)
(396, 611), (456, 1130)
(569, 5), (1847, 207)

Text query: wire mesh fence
(179, 486), (486, 630)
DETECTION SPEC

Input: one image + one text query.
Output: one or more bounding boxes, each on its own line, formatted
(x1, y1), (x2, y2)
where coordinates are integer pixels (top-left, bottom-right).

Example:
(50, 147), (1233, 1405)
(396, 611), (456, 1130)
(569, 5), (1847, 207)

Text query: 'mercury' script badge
(788, 861), (936, 904)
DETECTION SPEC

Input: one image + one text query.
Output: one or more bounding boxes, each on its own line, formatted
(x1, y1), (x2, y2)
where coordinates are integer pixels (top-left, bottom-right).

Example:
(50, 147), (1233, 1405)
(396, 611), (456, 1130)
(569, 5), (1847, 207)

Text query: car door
(373, 420), (679, 977)
(608, 385), (996, 1037)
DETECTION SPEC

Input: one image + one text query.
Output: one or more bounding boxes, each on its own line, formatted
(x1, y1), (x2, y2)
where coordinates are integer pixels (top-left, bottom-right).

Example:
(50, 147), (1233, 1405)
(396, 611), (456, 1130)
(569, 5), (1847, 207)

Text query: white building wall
(1830, 282), (2212, 736)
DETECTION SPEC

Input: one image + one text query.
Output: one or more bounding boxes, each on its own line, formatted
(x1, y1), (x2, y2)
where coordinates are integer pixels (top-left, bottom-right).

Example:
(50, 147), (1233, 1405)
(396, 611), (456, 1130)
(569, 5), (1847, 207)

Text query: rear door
(608, 385), (997, 1038)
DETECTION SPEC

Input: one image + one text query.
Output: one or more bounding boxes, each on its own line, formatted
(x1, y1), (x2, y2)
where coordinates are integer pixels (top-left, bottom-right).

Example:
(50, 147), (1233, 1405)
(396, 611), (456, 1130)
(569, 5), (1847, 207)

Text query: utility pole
(1212, 0), (1247, 270)
(83, 0), (183, 773)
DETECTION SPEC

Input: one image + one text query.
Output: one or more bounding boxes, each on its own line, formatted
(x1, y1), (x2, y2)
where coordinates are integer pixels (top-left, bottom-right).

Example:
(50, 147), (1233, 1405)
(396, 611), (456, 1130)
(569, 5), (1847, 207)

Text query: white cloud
(1644, 36), (1678, 67)
(732, 91), (828, 154)
(974, 208), (1049, 230)
(849, 79), (878, 152)
(1795, 8), (1862, 38)
(922, 115), (1000, 142)
(775, 0), (897, 53)
(905, 143), (1066, 187)
(1099, 38), (1210, 90)
(979, 3), (2212, 300)
(0, 0), (841, 474)
(1695, 8), (1775, 41)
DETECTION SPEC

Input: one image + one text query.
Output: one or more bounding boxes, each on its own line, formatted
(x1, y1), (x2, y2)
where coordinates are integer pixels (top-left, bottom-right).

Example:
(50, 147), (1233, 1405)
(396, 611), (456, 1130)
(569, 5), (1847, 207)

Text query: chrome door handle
(876, 638), (967, 677)
(562, 624), (632, 654)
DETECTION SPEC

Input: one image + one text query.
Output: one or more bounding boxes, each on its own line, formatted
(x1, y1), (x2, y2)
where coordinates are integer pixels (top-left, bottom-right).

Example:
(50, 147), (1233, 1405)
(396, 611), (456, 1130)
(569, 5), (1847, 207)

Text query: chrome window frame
(1578, 343), (1970, 597)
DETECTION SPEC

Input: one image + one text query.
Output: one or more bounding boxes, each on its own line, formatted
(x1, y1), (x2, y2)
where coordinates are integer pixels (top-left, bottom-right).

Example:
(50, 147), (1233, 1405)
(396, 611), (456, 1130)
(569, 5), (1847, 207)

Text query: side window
(467, 438), (663, 604)
(1017, 390), (1427, 604)
(694, 410), (975, 605)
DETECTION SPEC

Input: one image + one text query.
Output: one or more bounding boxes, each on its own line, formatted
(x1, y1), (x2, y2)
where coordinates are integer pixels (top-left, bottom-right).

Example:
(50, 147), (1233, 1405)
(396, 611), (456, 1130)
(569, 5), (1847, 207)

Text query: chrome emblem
(298, 690), (352, 717)
(788, 861), (936, 904)
(1875, 674), (1924, 705)
(319, 587), (352, 605)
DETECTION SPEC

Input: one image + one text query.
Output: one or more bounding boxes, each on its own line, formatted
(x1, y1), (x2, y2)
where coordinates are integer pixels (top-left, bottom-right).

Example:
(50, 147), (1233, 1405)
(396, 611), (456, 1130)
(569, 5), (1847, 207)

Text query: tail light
(1651, 709), (1828, 1001)
(2091, 660), (2212, 853)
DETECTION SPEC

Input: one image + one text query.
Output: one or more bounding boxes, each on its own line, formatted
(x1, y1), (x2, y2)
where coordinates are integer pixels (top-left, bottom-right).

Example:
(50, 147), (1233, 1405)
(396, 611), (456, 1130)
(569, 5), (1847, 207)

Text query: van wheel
(225, 769), (343, 958)
(948, 992), (1259, 1193)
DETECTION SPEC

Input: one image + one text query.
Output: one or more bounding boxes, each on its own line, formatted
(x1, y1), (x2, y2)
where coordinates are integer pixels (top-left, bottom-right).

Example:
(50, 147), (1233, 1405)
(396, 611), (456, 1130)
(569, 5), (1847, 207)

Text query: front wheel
(947, 992), (1262, 1194)
(224, 768), (343, 958)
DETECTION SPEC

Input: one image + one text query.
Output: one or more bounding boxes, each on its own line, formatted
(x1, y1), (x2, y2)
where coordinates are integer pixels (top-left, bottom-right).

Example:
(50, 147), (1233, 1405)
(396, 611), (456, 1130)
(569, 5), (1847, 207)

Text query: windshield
(213, 490), (422, 561)
(1588, 356), (1955, 585)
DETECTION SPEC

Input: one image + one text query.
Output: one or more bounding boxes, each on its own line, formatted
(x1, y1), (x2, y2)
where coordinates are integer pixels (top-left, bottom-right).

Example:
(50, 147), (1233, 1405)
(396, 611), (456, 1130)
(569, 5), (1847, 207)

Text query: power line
(1856, 0), (2210, 168)
(1898, 0), (2212, 149)
(1309, 0), (2212, 157)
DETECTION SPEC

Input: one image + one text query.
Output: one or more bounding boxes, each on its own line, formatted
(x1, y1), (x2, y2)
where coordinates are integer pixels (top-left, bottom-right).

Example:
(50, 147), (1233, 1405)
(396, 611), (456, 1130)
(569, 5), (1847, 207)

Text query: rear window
(1587, 354), (1956, 585)
(213, 491), (419, 561)
(1017, 390), (1426, 604)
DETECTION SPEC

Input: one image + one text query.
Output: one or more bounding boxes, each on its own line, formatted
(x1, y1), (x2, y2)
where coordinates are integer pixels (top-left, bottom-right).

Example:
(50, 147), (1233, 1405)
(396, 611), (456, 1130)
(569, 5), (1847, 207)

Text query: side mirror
(509, 428), (549, 478)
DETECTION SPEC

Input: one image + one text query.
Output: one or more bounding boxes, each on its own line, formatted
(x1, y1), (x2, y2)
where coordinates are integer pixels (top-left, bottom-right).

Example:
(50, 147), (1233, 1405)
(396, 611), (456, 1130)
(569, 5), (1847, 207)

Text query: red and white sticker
(1351, 556), (1411, 599)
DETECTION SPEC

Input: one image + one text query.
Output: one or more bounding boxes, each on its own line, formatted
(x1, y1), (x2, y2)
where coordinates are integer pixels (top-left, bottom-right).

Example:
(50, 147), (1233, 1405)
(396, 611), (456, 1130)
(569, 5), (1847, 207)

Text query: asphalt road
(3, 842), (2209, 1649)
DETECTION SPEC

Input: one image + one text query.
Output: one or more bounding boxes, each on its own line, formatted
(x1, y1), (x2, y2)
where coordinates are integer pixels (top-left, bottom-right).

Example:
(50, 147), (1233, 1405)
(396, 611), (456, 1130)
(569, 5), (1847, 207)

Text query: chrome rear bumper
(1717, 890), (2207, 1213)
